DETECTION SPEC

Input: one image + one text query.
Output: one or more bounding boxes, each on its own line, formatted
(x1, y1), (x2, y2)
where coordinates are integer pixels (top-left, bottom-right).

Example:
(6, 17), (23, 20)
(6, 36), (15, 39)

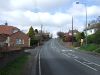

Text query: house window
(16, 39), (23, 44)
(13, 29), (19, 33)
(22, 40), (24, 44)
(69, 33), (72, 35)
(74, 33), (76, 35)
(91, 30), (92, 33)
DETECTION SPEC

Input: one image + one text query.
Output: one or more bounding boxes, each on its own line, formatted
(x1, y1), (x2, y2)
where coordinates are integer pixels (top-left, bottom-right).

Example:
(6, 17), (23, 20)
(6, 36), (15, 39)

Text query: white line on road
(73, 56), (79, 59)
(62, 53), (71, 58)
(74, 59), (98, 71)
(62, 49), (75, 52)
(39, 53), (41, 75)
(83, 58), (100, 67)
(51, 41), (53, 48)
(62, 50), (66, 52)
(69, 50), (75, 52)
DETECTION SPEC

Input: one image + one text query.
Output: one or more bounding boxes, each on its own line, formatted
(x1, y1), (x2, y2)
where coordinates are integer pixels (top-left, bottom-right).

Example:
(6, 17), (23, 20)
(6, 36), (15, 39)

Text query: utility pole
(41, 24), (43, 34)
(72, 16), (74, 46)
(85, 3), (88, 45)
(40, 24), (43, 43)
(76, 1), (88, 45)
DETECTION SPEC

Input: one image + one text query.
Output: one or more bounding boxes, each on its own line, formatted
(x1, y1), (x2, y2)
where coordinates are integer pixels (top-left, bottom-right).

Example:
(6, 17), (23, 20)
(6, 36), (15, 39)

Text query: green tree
(75, 32), (81, 42)
(35, 29), (38, 34)
(57, 32), (65, 38)
(27, 26), (35, 46)
(87, 30), (100, 44)
(75, 32), (85, 46)
(87, 34), (95, 44)
(27, 26), (35, 38)
(81, 32), (85, 39)
(94, 30), (100, 44)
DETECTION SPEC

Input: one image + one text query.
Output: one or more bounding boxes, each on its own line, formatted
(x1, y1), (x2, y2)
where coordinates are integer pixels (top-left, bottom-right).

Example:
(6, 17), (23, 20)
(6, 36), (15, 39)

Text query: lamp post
(72, 16), (74, 46)
(76, 1), (88, 45)
(85, 3), (88, 45)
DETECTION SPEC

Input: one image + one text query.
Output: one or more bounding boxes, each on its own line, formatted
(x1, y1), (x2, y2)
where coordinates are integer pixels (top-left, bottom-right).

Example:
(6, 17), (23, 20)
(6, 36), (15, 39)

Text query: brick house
(0, 25), (30, 52)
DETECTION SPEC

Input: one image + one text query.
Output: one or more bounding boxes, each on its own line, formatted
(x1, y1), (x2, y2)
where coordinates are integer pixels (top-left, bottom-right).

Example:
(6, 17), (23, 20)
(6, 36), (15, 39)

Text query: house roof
(0, 25), (20, 35)
(68, 30), (79, 33)
(84, 23), (100, 30)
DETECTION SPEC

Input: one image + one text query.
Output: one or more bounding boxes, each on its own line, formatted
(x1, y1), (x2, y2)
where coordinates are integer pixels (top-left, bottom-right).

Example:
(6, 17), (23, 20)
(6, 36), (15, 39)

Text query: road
(35, 39), (100, 75)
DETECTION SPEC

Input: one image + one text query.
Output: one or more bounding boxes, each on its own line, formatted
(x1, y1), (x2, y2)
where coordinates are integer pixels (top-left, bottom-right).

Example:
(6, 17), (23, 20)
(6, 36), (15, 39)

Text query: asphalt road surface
(36, 39), (100, 75)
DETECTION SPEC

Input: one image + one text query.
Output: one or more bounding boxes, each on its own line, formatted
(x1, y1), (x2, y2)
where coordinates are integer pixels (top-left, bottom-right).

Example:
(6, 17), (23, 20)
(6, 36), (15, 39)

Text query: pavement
(26, 39), (100, 75)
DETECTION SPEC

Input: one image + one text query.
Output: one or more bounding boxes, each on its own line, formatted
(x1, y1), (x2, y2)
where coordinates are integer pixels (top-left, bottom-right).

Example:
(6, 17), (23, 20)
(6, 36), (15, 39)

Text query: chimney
(5, 21), (8, 26)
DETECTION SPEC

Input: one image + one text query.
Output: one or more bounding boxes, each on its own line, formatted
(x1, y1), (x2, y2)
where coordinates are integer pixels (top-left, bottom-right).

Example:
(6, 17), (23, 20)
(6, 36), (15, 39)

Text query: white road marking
(39, 54), (41, 75)
(92, 63), (100, 67)
(62, 53), (71, 58)
(68, 53), (72, 55)
(62, 49), (74, 52)
(35, 51), (39, 58)
(73, 56), (79, 59)
(51, 41), (54, 48)
(62, 52), (79, 59)
(69, 50), (75, 52)
(51, 41), (57, 49)
(74, 59), (98, 71)
(83, 58), (100, 67)
(54, 40), (100, 71)
(83, 62), (94, 65)
(62, 50), (66, 51)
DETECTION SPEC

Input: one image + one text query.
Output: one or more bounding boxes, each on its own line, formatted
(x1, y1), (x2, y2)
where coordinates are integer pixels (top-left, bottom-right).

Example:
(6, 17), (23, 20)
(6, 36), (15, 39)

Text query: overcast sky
(0, 0), (100, 37)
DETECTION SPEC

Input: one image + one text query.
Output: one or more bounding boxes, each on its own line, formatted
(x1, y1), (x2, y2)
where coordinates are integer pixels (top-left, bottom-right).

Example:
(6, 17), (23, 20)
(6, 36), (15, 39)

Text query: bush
(30, 38), (39, 46)
(87, 34), (95, 43)
(80, 44), (99, 52)
(94, 48), (100, 53)
(94, 30), (100, 44)
(87, 30), (100, 44)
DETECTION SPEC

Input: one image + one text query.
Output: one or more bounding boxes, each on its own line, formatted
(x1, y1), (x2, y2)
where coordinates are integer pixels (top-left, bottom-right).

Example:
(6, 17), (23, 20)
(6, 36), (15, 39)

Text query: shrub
(87, 30), (100, 44)
(87, 34), (95, 44)
(80, 44), (98, 52)
(94, 30), (100, 44)
(94, 48), (100, 53)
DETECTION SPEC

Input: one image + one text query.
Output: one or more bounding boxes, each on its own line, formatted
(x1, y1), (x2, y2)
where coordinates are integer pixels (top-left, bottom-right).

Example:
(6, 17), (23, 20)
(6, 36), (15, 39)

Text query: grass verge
(79, 44), (100, 53)
(0, 54), (29, 75)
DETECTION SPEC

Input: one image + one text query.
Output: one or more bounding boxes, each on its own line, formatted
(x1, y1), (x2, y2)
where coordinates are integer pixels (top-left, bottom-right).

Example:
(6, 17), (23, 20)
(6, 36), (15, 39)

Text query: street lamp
(72, 16), (74, 46)
(76, 1), (88, 45)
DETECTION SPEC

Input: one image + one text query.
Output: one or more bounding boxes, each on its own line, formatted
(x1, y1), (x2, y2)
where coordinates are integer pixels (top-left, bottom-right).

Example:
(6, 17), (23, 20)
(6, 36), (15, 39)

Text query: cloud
(0, 0), (100, 37)
(68, 2), (100, 17)
(36, 0), (71, 11)
(0, 9), (75, 36)
(0, 0), (11, 11)
(87, 6), (100, 16)
(10, 0), (33, 10)
(68, 2), (86, 16)
(8, 0), (71, 12)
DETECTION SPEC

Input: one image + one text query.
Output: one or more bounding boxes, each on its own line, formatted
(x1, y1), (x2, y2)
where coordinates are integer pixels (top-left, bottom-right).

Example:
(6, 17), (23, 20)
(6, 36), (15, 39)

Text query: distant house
(0, 24), (30, 52)
(67, 30), (79, 36)
(64, 29), (79, 42)
(84, 23), (100, 35)
(63, 30), (79, 47)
